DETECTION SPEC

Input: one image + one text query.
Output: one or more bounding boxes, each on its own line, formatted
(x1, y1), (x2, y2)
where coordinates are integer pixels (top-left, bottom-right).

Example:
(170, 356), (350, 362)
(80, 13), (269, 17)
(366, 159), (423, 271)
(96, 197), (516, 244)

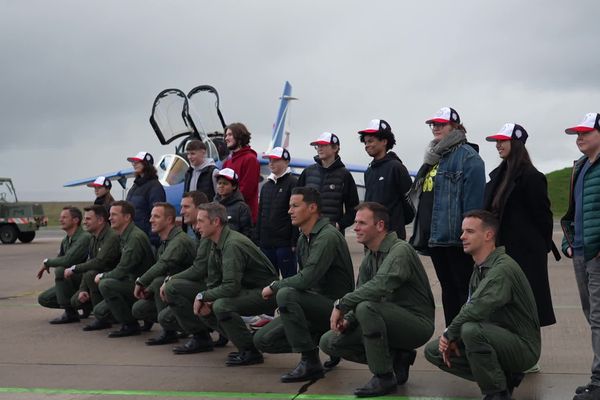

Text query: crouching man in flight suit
(94, 201), (155, 337)
(37, 206), (91, 324)
(67, 205), (121, 331)
(132, 202), (196, 345)
(254, 186), (355, 382)
(424, 210), (540, 400)
(192, 202), (279, 366)
(320, 202), (435, 397)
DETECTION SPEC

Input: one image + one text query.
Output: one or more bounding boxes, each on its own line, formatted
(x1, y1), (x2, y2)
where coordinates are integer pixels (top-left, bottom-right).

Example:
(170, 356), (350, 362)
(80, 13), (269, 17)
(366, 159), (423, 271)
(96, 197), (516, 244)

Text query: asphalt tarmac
(0, 226), (590, 400)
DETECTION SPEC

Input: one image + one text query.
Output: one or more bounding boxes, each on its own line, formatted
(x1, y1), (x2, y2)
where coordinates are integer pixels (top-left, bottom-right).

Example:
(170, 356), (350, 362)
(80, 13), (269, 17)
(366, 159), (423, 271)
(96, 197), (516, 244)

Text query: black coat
(364, 151), (412, 239)
(297, 156), (359, 232)
(126, 176), (166, 247)
(257, 172), (298, 248)
(484, 162), (556, 326)
(214, 190), (253, 239)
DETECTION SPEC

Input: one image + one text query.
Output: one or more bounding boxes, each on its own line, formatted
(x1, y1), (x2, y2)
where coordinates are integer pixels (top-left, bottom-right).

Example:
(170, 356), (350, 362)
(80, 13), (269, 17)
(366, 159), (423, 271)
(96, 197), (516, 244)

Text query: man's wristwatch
(135, 278), (144, 287)
(195, 292), (204, 301)
(43, 258), (49, 266)
(333, 299), (342, 310)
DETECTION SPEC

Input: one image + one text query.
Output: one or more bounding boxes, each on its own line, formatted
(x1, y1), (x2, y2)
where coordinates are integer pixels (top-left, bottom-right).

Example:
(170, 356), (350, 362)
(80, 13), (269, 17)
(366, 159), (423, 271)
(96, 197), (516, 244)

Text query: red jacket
(223, 146), (260, 223)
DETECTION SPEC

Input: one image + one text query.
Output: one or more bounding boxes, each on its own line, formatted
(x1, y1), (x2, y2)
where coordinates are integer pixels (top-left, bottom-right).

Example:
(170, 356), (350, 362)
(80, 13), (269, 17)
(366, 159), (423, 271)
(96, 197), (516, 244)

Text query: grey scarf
(423, 130), (467, 166)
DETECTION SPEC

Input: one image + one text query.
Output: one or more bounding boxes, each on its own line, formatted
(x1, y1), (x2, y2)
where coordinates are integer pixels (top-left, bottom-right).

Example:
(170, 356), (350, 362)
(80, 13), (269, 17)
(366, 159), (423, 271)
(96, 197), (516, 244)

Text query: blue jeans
(261, 246), (297, 278)
(573, 256), (600, 385)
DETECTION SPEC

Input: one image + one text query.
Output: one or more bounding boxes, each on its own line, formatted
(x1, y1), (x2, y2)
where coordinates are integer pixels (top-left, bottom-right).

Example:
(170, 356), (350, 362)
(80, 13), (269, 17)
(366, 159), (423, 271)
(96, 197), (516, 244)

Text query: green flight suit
(198, 226), (279, 351)
(69, 225), (121, 310)
(164, 239), (212, 335)
(320, 233), (435, 375)
(424, 247), (541, 395)
(38, 226), (91, 309)
(131, 226), (196, 323)
(254, 217), (355, 354)
(97, 222), (154, 324)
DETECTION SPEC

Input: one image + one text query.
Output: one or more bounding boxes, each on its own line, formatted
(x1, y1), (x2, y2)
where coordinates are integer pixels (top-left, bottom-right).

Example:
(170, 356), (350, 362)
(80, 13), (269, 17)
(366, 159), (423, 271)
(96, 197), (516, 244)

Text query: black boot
(108, 322), (141, 338)
(145, 330), (179, 345)
(393, 349), (417, 385)
(324, 356), (341, 369)
(49, 308), (80, 324)
(172, 332), (214, 354)
(214, 333), (229, 347)
(79, 303), (92, 319)
(82, 319), (112, 331)
(354, 373), (397, 397)
(225, 349), (264, 366)
(280, 350), (324, 383)
(482, 390), (511, 400)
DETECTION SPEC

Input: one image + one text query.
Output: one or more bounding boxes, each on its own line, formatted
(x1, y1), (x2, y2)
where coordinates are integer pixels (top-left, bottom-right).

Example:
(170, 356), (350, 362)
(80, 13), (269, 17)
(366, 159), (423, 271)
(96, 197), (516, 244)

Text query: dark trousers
(429, 246), (474, 326)
(261, 246), (297, 279)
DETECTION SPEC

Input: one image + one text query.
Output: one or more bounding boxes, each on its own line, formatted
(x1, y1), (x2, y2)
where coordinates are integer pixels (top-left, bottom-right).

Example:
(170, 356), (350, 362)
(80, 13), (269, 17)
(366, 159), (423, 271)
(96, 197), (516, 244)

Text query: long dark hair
(491, 139), (532, 213)
(138, 163), (158, 179)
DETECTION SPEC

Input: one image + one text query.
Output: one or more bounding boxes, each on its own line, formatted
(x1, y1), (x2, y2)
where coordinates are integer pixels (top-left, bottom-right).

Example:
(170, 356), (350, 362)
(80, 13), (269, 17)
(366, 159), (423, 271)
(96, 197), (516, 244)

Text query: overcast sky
(1, 0), (599, 201)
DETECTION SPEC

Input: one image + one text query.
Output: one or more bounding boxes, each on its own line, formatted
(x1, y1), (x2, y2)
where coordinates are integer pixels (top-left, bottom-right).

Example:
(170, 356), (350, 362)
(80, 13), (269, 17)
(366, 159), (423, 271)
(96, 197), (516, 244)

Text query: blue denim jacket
(429, 143), (485, 246)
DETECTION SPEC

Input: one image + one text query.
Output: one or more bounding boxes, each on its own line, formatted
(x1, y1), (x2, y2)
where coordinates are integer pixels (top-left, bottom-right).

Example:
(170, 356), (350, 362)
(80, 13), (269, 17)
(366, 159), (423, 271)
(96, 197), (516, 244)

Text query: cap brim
(425, 118), (450, 124)
(262, 154), (283, 160)
(127, 157), (143, 162)
(358, 129), (379, 134)
(565, 126), (595, 135)
(87, 183), (103, 187)
(310, 140), (331, 145)
(486, 134), (512, 142)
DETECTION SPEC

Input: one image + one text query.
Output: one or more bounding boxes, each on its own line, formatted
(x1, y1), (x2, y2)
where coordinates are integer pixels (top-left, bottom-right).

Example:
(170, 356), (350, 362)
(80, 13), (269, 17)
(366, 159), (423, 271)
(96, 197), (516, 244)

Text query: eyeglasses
(429, 122), (449, 129)
(313, 144), (331, 150)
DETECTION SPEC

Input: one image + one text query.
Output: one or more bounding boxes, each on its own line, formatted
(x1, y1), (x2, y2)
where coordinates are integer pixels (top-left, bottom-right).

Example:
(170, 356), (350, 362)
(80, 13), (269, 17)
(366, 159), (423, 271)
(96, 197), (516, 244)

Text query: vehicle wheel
(18, 231), (36, 243)
(0, 225), (18, 244)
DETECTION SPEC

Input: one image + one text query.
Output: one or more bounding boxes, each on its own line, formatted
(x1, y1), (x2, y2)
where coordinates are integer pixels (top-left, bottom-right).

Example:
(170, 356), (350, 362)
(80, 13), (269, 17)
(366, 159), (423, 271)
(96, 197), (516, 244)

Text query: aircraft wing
(63, 168), (135, 188)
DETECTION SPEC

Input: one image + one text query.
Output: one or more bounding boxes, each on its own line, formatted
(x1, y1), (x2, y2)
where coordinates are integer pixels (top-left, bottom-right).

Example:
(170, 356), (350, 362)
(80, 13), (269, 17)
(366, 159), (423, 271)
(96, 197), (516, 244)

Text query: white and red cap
(425, 107), (461, 125)
(217, 168), (239, 182)
(127, 151), (154, 165)
(565, 113), (600, 135)
(486, 123), (528, 144)
(86, 176), (112, 189)
(310, 132), (340, 146)
(262, 147), (290, 161)
(358, 119), (392, 135)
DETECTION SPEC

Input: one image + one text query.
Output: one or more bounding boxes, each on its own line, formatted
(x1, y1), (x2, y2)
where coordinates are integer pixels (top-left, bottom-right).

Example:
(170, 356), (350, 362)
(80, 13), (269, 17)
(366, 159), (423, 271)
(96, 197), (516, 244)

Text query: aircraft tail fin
(267, 81), (297, 152)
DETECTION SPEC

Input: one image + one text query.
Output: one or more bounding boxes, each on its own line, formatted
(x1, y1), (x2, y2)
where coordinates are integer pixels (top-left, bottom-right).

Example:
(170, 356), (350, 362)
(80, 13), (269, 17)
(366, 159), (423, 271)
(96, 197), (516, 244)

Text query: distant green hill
(546, 167), (571, 218)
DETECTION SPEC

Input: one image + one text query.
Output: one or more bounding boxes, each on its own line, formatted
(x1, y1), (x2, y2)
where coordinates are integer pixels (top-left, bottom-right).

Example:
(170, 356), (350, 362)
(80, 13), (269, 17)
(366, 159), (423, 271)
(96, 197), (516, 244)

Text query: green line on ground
(0, 387), (474, 400)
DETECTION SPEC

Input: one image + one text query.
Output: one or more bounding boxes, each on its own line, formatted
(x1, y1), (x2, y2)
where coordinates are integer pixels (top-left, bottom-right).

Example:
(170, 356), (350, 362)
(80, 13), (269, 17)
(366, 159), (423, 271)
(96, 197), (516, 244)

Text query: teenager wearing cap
(223, 123), (260, 224)
(88, 176), (115, 215)
(408, 107), (485, 326)
(126, 151), (166, 247)
(214, 168), (253, 239)
(358, 119), (413, 240)
(562, 113), (600, 400)
(256, 147), (298, 278)
(483, 123), (556, 333)
(183, 140), (219, 201)
(297, 132), (359, 234)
